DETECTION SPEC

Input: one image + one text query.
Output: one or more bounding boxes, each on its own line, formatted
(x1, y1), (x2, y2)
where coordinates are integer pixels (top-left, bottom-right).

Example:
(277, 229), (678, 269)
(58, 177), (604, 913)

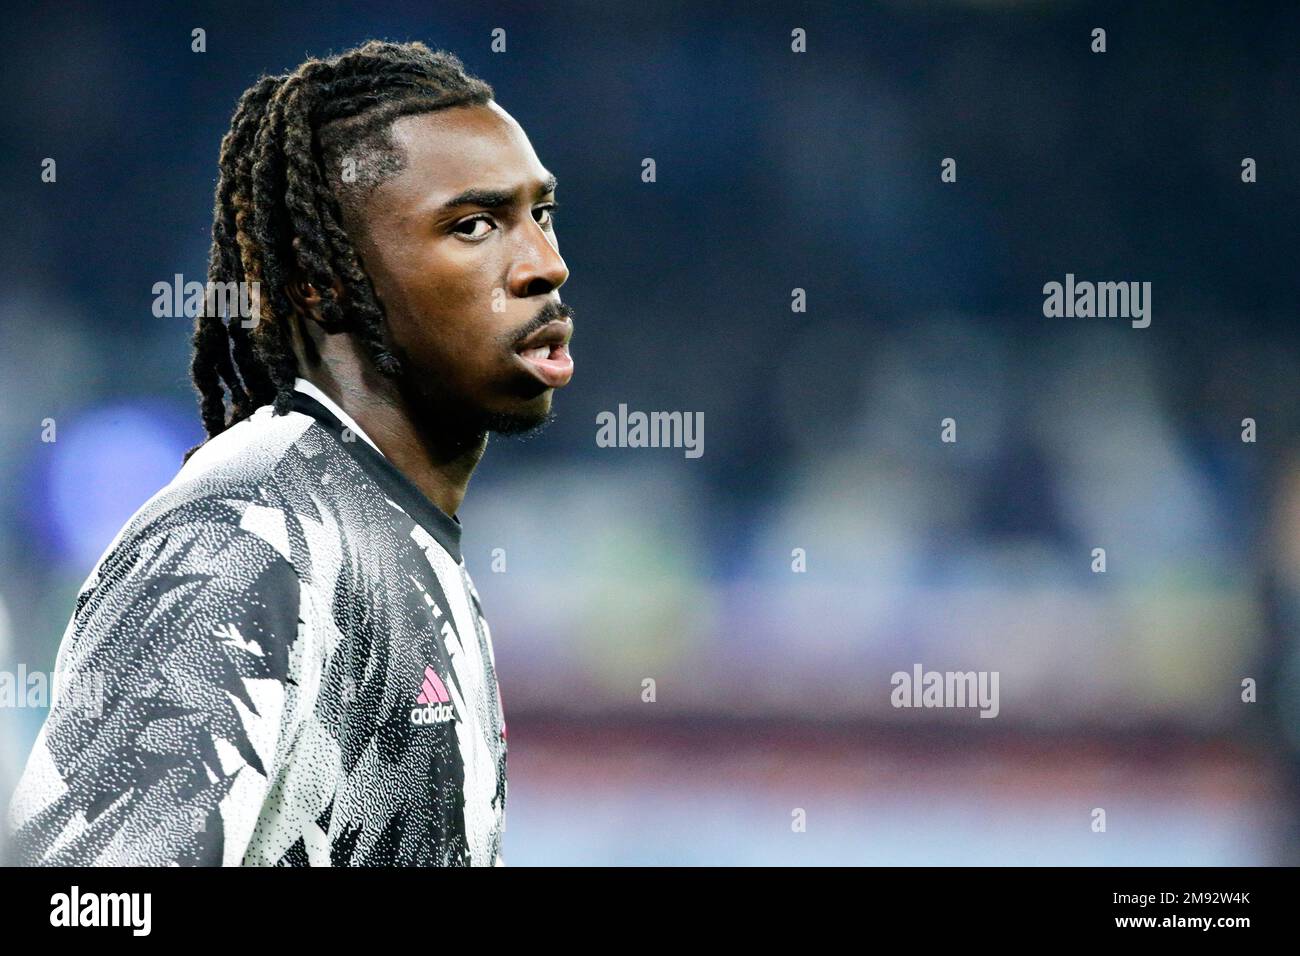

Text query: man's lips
(514, 319), (574, 388)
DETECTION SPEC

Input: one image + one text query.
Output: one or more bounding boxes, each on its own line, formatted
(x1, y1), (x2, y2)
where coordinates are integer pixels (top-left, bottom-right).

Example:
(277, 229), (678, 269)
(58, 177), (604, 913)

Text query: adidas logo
(410, 664), (456, 725)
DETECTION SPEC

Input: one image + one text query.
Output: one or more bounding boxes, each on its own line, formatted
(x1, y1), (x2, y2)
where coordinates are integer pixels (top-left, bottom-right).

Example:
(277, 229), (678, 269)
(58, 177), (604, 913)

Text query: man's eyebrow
(439, 174), (558, 212)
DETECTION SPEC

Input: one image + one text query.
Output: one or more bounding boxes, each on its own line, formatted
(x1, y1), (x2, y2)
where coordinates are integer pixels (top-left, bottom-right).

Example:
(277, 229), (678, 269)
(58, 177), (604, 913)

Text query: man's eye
(534, 202), (560, 227)
(454, 216), (494, 239)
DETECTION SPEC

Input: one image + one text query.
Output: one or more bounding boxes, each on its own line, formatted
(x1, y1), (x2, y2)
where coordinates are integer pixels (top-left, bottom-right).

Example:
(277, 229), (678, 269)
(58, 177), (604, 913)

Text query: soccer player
(6, 40), (573, 866)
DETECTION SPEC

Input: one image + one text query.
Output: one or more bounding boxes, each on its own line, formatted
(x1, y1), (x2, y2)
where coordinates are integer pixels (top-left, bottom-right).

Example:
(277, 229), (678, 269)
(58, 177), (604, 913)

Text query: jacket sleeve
(5, 515), (307, 866)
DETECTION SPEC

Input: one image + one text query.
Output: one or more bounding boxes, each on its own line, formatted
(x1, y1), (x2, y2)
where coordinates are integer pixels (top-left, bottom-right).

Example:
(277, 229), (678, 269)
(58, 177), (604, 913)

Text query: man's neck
(298, 372), (487, 518)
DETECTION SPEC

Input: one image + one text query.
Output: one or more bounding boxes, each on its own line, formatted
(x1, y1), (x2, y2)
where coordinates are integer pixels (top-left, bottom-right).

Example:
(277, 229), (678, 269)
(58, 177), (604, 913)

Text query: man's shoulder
(75, 484), (303, 633)
(175, 401), (322, 494)
(86, 404), (334, 586)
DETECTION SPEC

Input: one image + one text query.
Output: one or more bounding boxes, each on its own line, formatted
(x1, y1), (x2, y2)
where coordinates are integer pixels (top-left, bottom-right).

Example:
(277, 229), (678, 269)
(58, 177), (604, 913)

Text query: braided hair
(184, 40), (494, 462)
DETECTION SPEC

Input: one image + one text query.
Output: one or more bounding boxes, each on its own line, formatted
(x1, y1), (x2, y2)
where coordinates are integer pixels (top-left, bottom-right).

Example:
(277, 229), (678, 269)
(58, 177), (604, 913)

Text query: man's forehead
(385, 104), (551, 199)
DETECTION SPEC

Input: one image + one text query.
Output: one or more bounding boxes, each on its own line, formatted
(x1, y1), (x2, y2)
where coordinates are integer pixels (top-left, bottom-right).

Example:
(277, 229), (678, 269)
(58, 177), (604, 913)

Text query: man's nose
(509, 224), (569, 297)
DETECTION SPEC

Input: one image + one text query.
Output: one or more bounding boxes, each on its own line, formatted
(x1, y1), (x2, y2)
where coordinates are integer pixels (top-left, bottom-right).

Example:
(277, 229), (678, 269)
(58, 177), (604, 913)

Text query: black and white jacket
(7, 379), (507, 866)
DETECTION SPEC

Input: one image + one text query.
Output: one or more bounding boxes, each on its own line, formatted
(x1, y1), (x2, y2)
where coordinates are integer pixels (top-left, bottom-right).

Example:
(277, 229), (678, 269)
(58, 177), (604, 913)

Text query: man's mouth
(513, 320), (574, 388)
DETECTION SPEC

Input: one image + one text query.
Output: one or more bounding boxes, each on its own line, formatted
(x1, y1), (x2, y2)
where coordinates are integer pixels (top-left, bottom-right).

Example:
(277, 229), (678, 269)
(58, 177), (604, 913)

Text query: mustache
(508, 301), (574, 348)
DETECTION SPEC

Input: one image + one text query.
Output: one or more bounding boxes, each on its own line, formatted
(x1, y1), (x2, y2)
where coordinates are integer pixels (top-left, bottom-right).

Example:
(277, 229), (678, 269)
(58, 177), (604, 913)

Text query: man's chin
(401, 373), (556, 440)
(478, 400), (556, 437)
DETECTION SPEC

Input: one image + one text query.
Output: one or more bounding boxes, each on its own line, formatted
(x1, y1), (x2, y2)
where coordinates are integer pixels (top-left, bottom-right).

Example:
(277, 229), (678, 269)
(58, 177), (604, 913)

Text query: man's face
(349, 101), (572, 436)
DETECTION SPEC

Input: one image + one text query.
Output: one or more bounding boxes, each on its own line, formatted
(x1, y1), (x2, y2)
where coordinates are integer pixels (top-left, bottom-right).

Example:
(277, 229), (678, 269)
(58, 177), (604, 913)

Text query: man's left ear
(286, 240), (347, 329)
(285, 272), (323, 319)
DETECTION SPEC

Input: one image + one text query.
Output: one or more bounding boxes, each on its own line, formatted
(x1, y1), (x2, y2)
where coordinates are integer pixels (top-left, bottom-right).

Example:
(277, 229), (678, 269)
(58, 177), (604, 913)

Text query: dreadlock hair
(183, 40), (495, 463)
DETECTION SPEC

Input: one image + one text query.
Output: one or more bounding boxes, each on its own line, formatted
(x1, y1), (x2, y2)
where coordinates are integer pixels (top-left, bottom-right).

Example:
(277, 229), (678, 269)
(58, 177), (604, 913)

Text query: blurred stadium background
(2, 0), (1298, 864)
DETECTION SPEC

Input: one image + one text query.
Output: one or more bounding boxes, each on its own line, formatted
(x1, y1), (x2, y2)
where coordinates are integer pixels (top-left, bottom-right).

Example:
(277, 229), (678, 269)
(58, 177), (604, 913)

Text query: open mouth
(514, 322), (574, 388)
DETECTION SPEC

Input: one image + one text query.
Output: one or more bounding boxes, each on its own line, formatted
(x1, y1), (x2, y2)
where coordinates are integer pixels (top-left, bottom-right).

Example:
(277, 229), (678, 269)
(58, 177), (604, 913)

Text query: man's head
(187, 41), (572, 460)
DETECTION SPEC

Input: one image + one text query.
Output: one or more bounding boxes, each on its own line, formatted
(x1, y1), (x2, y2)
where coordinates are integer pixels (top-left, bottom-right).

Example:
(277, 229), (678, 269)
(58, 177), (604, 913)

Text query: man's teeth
(522, 345), (550, 361)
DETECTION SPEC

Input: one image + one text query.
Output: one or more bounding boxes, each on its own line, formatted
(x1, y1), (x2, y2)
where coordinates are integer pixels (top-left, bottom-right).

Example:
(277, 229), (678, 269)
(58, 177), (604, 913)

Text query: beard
(377, 314), (568, 452)
(378, 299), (573, 443)
(477, 404), (557, 438)
(387, 359), (558, 454)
